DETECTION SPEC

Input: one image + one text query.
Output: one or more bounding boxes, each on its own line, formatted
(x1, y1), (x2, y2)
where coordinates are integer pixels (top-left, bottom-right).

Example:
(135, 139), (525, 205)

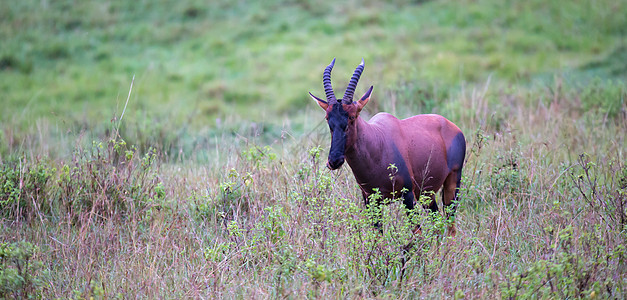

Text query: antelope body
(309, 59), (466, 235)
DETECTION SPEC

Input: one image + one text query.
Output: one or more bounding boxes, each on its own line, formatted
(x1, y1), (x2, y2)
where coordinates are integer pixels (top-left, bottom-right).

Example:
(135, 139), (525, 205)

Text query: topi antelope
(309, 58), (466, 236)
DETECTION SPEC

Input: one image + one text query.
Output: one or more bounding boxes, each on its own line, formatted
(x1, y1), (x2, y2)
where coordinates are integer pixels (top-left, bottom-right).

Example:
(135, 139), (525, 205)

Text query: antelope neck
(344, 116), (383, 171)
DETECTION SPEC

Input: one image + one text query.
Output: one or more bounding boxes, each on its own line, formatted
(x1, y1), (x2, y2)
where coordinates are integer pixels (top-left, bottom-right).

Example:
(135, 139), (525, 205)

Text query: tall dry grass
(0, 80), (625, 298)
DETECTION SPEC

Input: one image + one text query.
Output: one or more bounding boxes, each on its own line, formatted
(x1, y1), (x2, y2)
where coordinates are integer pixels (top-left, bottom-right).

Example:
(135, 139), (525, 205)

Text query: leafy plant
(568, 153), (627, 230)
(56, 138), (165, 224)
(0, 241), (47, 299)
(501, 225), (622, 298)
(0, 158), (55, 221)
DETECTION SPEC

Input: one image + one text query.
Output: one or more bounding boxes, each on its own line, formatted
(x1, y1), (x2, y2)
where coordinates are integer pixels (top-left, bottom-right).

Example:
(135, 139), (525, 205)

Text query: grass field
(1, 0), (626, 298)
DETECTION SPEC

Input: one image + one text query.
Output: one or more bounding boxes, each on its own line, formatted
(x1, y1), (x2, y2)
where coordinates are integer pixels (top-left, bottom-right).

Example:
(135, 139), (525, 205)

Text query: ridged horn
(323, 58), (337, 103)
(343, 58), (364, 104)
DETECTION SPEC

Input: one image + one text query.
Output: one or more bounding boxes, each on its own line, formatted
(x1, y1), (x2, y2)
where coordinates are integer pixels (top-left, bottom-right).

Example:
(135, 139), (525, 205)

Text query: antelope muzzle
(327, 153), (345, 170)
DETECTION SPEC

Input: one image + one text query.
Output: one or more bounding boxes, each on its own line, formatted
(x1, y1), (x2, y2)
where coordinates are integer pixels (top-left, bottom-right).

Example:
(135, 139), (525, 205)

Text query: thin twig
(116, 75), (135, 137)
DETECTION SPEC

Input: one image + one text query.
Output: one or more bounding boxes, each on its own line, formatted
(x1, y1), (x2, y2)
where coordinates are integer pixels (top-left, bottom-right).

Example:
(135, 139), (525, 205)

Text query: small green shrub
(567, 153), (627, 230)
(193, 168), (253, 224)
(242, 145), (276, 168)
(0, 158), (55, 221)
(490, 159), (521, 199)
(57, 138), (165, 224)
(501, 225), (621, 298)
(0, 241), (47, 299)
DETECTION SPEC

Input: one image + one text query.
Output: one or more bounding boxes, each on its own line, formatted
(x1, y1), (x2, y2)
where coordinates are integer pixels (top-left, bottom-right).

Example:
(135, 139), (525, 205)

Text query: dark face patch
(326, 104), (350, 169)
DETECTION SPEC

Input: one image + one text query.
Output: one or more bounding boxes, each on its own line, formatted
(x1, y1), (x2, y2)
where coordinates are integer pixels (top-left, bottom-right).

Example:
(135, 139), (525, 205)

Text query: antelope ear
(356, 86), (373, 112)
(309, 92), (329, 110)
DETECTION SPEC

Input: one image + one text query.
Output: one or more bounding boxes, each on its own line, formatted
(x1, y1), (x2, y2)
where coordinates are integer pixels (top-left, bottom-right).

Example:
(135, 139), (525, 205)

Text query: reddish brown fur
(310, 60), (465, 236)
(347, 112), (459, 198)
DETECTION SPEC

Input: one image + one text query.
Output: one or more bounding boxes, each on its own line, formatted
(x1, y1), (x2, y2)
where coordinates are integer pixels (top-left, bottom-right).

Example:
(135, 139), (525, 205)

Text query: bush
(0, 136), (167, 225)
(0, 158), (55, 221)
(57, 138), (166, 224)
(0, 241), (47, 299)
(501, 225), (625, 298)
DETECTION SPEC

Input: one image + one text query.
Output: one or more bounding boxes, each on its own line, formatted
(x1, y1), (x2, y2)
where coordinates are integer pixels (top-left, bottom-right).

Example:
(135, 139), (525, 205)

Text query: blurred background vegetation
(1, 0), (625, 134)
(1, 1), (626, 297)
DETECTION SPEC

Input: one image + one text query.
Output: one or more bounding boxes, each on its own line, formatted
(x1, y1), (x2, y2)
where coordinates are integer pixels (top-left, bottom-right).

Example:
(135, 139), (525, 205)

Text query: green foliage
(193, 144), (277, 225)
(258, 205), (288, 244)
(567, 153), (627, 230)
(203, 241), (232, 262)
(0, 241), (47, 299)
(343, 194), (450, 291)
(71, 279), (105, 300)
(242, 145), (276, 167)
(0, 137), (167, 224)
(0, 158), (55, 221)
(489, 147), (524, 200)
(501, 225), (623, 298)
(57, 138), (165, 224)
(193, 168), (253, 224)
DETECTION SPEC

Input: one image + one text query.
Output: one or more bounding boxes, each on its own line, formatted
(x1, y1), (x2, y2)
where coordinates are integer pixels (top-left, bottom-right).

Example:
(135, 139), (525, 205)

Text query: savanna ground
(1, 0), (626, 298)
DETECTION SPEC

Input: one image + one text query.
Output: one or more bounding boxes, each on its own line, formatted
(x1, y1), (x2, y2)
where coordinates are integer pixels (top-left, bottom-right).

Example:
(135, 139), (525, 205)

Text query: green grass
(1, 0), (625, 126)
(1, 0), (626, 298)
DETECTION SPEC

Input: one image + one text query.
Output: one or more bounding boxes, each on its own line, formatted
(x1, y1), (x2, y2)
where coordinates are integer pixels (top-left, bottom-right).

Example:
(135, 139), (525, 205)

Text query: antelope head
(309, 58), (373, 170)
